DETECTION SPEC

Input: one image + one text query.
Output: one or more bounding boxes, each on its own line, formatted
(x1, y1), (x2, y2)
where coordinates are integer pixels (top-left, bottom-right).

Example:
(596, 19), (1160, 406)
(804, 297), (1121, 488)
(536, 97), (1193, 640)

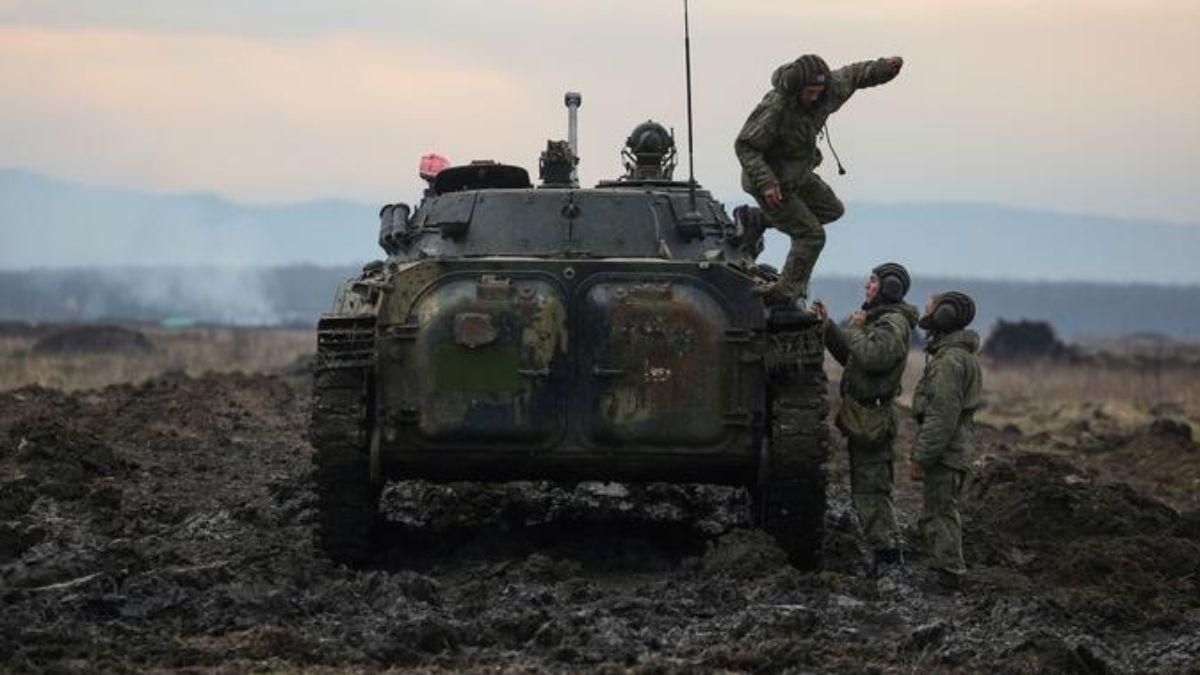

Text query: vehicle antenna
(683, 0), (698, 215)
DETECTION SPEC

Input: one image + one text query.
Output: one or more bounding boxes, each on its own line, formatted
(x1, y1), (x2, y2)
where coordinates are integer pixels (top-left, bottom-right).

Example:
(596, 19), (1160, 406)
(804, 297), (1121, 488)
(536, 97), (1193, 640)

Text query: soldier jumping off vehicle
(735, 54), (903, 307)
(813, 263), (918, 570)
(910, 291), (982, 586)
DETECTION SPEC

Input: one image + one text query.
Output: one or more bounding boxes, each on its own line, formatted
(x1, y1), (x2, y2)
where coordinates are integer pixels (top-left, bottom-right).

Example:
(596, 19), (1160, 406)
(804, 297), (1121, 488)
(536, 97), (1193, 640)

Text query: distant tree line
(811, 275), (1199, 341)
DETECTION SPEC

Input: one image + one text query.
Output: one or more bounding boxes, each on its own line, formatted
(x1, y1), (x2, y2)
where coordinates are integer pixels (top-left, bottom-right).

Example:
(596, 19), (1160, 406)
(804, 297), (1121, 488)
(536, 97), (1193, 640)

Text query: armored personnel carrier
(310, 94), (829, 567)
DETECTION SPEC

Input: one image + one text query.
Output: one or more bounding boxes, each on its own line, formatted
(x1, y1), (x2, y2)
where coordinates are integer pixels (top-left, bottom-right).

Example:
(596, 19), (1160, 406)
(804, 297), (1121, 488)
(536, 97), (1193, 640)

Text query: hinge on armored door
(725, 328), (752, 343)
(382, 324), (420, 341)
(723, 411), (753, 427)
(394, 407), (420, 425)
(476, 274), (511, 301)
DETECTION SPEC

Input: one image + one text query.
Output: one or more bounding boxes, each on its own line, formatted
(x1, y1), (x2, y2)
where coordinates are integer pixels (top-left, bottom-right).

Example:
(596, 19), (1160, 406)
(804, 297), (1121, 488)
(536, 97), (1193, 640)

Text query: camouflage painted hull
(333, 258), (768, 486)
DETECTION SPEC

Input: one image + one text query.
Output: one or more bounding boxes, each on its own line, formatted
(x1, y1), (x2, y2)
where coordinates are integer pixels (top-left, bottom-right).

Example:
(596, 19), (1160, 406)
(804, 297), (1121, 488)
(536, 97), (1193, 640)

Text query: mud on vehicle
(310, 96), (829, 567)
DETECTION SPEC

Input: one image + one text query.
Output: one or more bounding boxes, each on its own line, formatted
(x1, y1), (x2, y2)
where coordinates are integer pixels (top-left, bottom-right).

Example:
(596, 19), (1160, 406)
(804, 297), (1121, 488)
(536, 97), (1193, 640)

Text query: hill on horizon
(0, 168), (379, 269)
(2, 167), (1198, 286)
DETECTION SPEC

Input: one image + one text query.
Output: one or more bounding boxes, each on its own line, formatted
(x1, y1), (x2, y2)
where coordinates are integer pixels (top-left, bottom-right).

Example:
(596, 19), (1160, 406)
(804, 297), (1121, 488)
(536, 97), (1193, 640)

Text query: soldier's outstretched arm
(827, 57), (903, 110)
(734, 97), (782, 195)
(837, 57), (902, 89)
(912, 358), (965, 467)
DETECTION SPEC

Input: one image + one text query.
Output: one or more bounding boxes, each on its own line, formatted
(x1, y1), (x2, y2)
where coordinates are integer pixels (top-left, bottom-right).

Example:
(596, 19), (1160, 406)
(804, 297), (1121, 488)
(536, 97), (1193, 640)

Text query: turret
(622, 121), (677, 181)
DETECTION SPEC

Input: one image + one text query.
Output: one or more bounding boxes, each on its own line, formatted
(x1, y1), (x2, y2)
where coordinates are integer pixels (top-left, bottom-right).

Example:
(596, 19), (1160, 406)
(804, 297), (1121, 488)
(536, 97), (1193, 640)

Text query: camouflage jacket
(912, 330), (983, 470)
(826, 301), (918, 404)
(735, 58), (898, 195)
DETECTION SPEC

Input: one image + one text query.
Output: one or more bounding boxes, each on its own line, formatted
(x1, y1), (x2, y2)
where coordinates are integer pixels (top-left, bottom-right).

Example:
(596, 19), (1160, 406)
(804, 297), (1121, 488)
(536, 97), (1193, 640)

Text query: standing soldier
(735, 54), (903, 308)
(910, 292), (982, 586)
(814, 262), (918, 570)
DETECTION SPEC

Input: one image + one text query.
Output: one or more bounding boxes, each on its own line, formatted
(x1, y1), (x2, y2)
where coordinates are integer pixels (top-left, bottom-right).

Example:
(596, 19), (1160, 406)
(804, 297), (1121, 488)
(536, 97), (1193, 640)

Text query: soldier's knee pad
(830, 199), (849, 220)
(826, 199), (845, 223)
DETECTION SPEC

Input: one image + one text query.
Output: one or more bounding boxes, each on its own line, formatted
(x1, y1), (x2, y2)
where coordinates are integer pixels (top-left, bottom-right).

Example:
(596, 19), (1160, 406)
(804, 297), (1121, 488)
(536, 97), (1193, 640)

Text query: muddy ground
(2, 372), (1199, 673)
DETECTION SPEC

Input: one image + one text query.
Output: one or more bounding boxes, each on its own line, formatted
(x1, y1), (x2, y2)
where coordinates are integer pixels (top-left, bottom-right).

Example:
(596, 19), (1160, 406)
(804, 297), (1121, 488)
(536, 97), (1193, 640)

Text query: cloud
(0, 1), (1198, 223)
(0, 26), (528, 202)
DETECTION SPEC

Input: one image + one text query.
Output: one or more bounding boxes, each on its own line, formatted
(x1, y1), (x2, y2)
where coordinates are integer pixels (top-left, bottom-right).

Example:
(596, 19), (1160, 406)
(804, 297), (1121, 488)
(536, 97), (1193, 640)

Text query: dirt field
(0, 323), (313, 391)
(1, 327), (1199, 673)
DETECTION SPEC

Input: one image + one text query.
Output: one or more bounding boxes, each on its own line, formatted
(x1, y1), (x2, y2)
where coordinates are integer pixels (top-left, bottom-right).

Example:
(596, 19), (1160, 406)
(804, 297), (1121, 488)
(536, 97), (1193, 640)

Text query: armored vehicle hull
(377, 258), (762, 483)
(312, 159), (828, 567)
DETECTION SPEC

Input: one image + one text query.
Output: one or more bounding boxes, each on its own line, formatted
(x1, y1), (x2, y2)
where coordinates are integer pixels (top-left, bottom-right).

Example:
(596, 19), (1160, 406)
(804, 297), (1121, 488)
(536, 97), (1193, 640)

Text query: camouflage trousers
(918, 464), (967, 576)
(847, 436), (900, 552)
(754, 172), (845, 299)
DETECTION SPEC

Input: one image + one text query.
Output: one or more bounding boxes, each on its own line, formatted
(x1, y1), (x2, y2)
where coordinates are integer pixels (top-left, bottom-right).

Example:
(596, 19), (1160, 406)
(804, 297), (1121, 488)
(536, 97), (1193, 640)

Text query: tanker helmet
(872, 262), (910, 303)
(919, 291), (976, 332)
(785, 54), (830, 92)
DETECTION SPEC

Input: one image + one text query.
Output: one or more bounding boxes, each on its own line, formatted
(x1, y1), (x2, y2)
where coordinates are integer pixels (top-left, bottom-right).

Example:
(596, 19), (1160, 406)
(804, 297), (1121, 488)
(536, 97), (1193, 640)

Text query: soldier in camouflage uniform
(910, 292), (983, 582)
(814, 263), (918, 568)
(735, 54), (903, 306)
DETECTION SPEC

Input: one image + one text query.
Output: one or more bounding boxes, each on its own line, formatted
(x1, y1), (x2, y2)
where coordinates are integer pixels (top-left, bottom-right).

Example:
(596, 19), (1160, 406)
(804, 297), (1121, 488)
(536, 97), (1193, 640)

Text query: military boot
(752, 281), (794, 307)
(759, 291), (820, 327)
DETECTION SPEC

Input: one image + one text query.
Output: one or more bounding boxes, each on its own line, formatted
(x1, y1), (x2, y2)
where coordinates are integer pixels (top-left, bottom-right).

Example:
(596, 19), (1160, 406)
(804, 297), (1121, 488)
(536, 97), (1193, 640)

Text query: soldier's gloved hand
(762, 183), (784, 210)
(812, 300), (829, 323)
(910, 461), (924, 482)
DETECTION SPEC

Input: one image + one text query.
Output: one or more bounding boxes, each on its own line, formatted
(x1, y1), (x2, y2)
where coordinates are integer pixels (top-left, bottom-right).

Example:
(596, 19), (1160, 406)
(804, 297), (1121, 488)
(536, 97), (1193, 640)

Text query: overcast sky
(2, 0), (1198, 223)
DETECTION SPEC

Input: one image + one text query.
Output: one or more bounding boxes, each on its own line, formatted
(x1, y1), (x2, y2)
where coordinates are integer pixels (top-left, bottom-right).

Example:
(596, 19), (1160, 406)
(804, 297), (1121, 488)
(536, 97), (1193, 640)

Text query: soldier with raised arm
(814, 263), (917, 570)
(735, 54), (903, 308)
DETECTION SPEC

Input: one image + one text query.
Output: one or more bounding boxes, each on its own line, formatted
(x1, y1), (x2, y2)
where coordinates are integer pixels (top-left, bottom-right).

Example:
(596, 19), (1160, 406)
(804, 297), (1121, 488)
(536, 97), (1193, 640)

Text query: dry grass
(0, 326), (314, 392)
(828, 346), (1200, 511)
(827, 348), (1200, 435)
(986, 361), (1197, 409)
(7, 324), (1200, 433)
(982, 359), (1200, 430)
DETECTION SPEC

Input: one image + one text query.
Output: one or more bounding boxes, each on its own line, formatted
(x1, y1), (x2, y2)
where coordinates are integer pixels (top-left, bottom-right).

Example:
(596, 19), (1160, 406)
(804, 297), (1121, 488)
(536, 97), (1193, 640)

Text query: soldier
(813, 262), (918, 569)
(910, 291), (982, 585)
(735, 54), (903, 308)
